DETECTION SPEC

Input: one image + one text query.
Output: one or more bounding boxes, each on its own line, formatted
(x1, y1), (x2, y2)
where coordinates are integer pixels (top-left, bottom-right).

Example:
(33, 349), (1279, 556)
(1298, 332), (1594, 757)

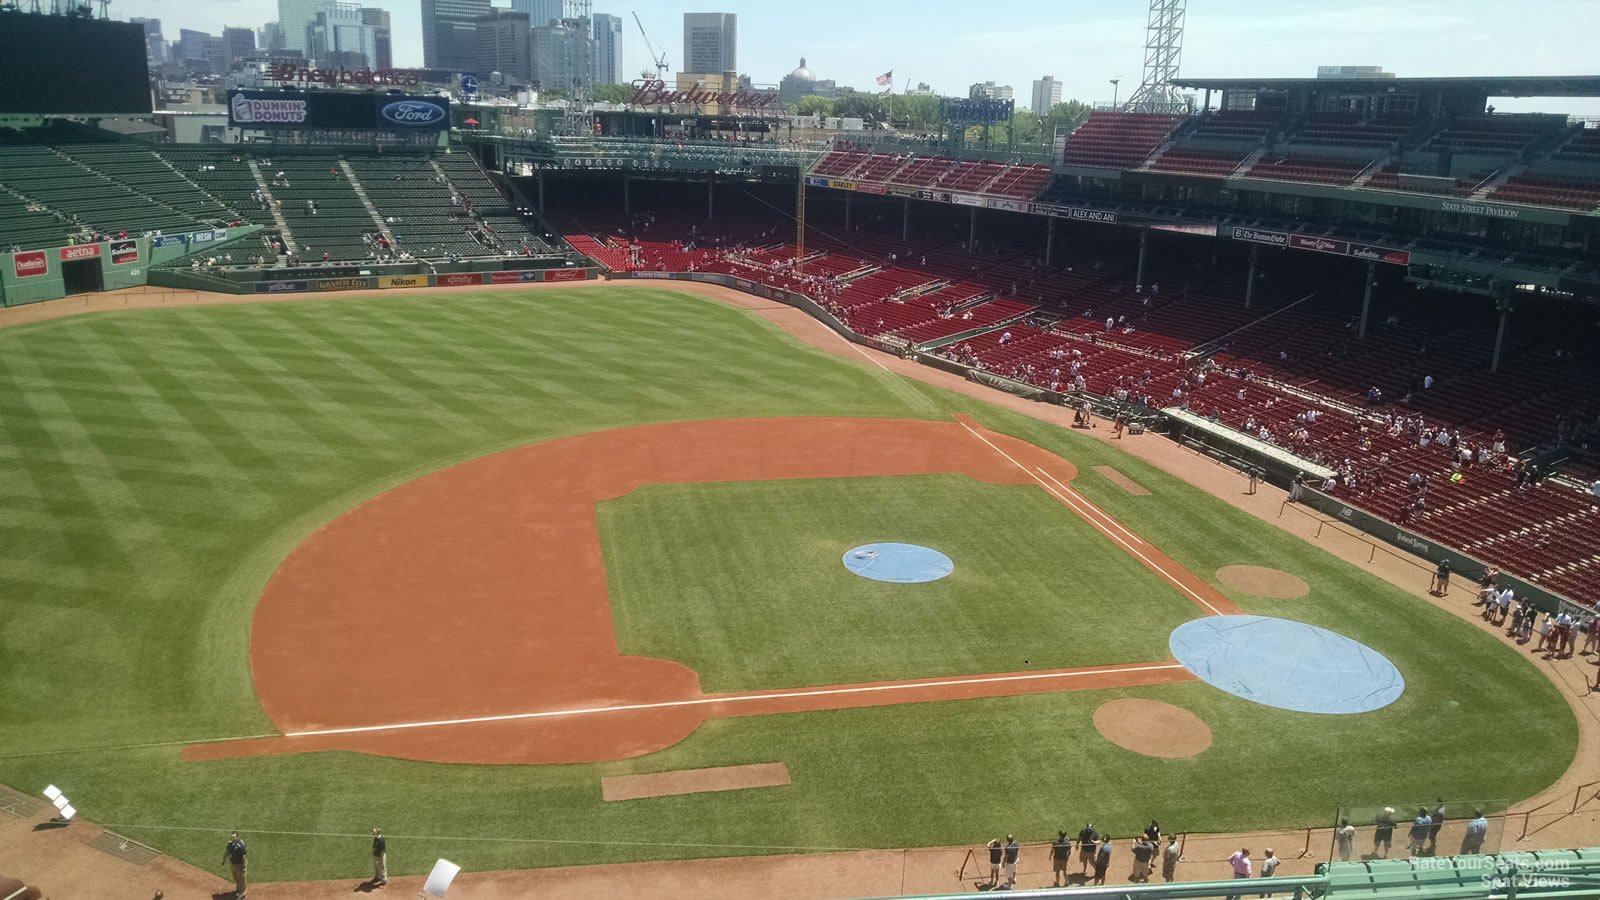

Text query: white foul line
(1034, 466), (1144, 545)
(956, 421), (1224, 617)
(278, 663), (1188, 739)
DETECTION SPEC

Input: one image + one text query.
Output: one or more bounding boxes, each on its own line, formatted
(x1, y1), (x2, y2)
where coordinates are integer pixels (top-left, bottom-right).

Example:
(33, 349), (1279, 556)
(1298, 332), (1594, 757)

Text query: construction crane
(631, 11), (668, 82)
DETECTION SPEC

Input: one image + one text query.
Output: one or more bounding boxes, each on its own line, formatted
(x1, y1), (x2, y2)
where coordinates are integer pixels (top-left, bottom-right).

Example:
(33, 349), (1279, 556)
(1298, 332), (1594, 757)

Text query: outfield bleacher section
(808, 146), (1053, 200)
(0, 144), (213, 246)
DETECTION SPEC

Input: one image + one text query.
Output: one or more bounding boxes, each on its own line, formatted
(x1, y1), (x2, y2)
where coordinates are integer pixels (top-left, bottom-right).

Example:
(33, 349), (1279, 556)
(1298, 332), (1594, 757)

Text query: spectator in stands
(1583, 614), (1600, 656)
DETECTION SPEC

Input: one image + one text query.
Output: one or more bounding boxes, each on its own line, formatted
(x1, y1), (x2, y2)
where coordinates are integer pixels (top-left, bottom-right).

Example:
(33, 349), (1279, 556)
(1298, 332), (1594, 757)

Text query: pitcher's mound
(1216, 565), (1309, 599)
(1093, 699), (1212, 759)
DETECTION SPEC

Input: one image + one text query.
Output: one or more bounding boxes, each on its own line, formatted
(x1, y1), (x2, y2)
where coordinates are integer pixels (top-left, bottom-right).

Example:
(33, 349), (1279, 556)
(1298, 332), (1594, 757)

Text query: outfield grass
(0, 287), (1577, 882)
(601, 475), (1204, 690)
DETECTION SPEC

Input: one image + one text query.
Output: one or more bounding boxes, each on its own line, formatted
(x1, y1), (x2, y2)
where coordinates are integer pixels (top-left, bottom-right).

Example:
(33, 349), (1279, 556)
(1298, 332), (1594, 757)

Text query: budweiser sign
(629, 79), (778, 109)
(266, 63), (423, 87)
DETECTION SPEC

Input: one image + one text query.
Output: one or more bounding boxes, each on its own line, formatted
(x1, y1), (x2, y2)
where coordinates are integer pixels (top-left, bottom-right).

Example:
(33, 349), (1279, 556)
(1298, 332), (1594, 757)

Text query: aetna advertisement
(228, 91), (450, 131)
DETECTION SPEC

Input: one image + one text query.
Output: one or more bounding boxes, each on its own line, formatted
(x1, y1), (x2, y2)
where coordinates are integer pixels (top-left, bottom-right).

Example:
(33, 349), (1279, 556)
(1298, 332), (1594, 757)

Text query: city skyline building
(591, 12), (624, 85)
(682, 12), (735, 75)
(475, 9), (533, 84)
(533, 16), (595, 95)
(360, 7), (393, 70)
(1030, 75), (1061, 115)
(421, 0), (492, 71)
(275, 0), (321, 54)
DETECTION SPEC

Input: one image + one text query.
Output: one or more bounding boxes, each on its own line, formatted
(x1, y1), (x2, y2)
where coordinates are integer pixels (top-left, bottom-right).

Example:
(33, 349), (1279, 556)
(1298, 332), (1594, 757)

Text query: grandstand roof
(1171, 75), (1600, 97)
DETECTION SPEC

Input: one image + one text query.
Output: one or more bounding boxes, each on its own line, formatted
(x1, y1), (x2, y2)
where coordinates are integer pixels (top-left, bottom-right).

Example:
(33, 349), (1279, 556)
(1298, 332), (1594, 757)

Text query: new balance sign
(12, 251), (46, 277)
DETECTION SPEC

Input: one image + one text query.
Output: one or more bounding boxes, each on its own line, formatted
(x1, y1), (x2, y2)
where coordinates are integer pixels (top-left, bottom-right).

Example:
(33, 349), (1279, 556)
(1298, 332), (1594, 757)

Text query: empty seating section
(1061, 112), (1182, 169)
(1187, 110), (1277, 143)
(1554, 127), (1600, 162)
(59, 144), (237, 224)
(1489, 173), (1600, 211)
(1422, 115), (1558, 155)
(1363, 166), (1478, 195)
(1289, 113), (1413, 149)
(0, 145), (205, 241)
(156, 148), (265, 222)
(0, 189), (72, 250)
(433, 153), (552, 253)
(265, 157), (377, 260)
(805, 149), (1052, 200)
(1244, 154), (1371, 185)
(347, 155), (492, 258)
(1149, 148), (1249, 177)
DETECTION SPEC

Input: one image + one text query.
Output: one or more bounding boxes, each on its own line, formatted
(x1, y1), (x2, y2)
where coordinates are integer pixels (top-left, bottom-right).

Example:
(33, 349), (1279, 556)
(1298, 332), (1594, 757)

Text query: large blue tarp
(842, 543), (953, 584)
(1170, 615), (1405, 714)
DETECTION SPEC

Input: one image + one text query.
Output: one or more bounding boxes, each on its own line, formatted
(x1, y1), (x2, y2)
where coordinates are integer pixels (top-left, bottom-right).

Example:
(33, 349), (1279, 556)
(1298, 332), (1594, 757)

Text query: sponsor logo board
(1440, 199), (1521, 220)
(951, 193), (984, 207)
(59, 243), (101, 261)
(1287, 234), (1350, 256)
(437, 273), (482, 287)
(804, 176), (827, 188)
(379, 99), (448, 128)
(153, 235), (187, 248)
(542, 268), (587, 282)
(378, 274), (427, 289)
(254, 280), (309, 293)
(1351, 243), (1411, 266)
(230, 93), (308, 125)
(1230, 226), (1288, 246)
(855, 182), (886, 195)
(316, 277), (371, 291)
(13, 250), (47, 277)
(110, 240), (139, 265)
(488, 271), (525, 284)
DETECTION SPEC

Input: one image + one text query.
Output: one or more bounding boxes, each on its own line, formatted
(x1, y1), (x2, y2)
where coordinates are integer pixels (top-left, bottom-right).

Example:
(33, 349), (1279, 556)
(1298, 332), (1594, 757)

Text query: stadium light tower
(1123, 0), (1189, 114)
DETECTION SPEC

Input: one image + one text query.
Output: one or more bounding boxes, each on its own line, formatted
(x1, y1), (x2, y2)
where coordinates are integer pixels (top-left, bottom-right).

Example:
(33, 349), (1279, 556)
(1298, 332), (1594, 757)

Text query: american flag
(875, 71), (893, 87)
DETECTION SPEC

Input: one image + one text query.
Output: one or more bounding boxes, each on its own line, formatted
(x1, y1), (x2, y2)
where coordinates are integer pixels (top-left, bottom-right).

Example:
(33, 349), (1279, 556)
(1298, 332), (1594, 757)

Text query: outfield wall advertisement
(228, 90), (450, 131)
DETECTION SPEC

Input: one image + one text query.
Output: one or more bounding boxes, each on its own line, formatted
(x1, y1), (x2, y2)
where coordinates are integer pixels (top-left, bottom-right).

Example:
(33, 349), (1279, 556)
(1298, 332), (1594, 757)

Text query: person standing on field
(1003, 834), (1019, 887)
(1077, 822), (1100, 875)
(370, 828), (388, 887)
(1335, 817), (1356, 861)
(1092, 838), (1113, 885)
(986, 838), (1002, 887)
(1050, 831), (1073, 886)
(1373, 807), (1396, 857)
(223, 832), (248, 899)
(1226, 848), (1251, 900)
(1162, 835), (1181, 882)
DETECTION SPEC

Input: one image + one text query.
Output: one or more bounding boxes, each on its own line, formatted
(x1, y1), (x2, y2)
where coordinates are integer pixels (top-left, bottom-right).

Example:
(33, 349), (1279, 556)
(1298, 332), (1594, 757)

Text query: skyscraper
(475, 10), (532, 84)
(310, 2), (377, 68)
(682, 12), (734, 74)
(260, 22), (284, 51)
(1031, 75), (1062, 116)
(360, 7), (393, 70)
(591, 12), (623, 85)
(511, 0), (563, 27)
(276, 0), (323, 54)
(422, 0), (493, 72)
(532, 17), (594, 95)
(223, 27), (257, 67)
(130, 17), (166, 66)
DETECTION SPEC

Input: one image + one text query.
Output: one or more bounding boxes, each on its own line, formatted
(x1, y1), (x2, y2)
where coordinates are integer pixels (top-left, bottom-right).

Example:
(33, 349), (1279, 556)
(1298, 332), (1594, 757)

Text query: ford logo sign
(380, 100), (446, 126)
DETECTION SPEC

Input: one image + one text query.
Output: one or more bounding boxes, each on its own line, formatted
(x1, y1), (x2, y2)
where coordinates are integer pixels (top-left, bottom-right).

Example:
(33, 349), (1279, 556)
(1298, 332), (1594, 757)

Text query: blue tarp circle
(842, 543), (953, 583)
(1170, 615), (1404, 714)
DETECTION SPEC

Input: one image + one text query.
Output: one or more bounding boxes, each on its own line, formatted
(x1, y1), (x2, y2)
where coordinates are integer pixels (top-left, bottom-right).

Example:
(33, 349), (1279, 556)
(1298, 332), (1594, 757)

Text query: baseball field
(0, 285), (1578, 882)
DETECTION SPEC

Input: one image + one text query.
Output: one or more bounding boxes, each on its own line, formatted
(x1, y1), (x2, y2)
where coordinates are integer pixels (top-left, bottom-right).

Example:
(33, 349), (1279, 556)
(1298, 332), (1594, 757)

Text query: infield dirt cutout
(185, 414), (1240, 766)
(1215, 565), (1311, 599)
(1092, 698), (1213, 759)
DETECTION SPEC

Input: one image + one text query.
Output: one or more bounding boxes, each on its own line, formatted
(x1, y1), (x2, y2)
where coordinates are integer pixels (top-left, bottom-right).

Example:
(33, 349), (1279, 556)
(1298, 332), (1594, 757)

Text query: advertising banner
(316, 277), (373, 291)
(1351, 243), (1411, 266)
(436, 273), (482, 287)
(1288, 234), (1350, 256)
(827, 178), (858, 192)
(153, 234), (187, 248)
(1028, 203), (1119, 224)
(378, 274), (427, 289)
(228, 91), (449, 131)
(855, 182), (887, 195)
(985, 198), (1027, 212)
(886, 184), (919, 197)
(951, 193), (984, 207)
(1230, 226), (1288, 246)
(253, 280), (309, 293)
(59, 243), (101, 261)
(110, 240), (139, 265)
(12, 250), (47, 278)
(376, 96), (450, 130)
(542, 268), (588, 282)
(488, 271), (525, 284)
(804, 175), (828, 188)
(1150, 222), (1218, 236)
(229, 92), (309, 127)
(189, 228), (227, 245)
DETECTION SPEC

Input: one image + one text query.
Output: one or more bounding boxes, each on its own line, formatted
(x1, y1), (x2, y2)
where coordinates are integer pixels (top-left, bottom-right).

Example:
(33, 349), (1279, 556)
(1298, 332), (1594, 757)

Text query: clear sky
(116, 0), (1600, 115)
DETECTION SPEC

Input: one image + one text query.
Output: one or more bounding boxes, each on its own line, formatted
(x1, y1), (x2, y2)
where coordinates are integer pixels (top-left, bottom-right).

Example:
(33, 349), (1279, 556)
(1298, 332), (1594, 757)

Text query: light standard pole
(1110, 78), (1120, 109)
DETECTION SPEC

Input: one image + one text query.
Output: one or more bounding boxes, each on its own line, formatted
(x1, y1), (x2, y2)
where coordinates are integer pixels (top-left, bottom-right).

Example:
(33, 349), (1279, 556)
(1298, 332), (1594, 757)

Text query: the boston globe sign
(228, 90), (450, 131)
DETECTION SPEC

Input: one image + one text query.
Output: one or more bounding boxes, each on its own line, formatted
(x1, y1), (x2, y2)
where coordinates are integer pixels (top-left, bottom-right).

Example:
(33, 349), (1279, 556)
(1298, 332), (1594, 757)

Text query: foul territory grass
(0, 287), (1577, 882)
(601, 475), (1203, 690)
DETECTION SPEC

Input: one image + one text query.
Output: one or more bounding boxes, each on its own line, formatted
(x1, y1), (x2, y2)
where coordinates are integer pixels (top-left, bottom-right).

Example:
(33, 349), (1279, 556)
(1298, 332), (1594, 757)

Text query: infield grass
(601, 475), (1203, 690)
(0, 287), (1577, 882)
